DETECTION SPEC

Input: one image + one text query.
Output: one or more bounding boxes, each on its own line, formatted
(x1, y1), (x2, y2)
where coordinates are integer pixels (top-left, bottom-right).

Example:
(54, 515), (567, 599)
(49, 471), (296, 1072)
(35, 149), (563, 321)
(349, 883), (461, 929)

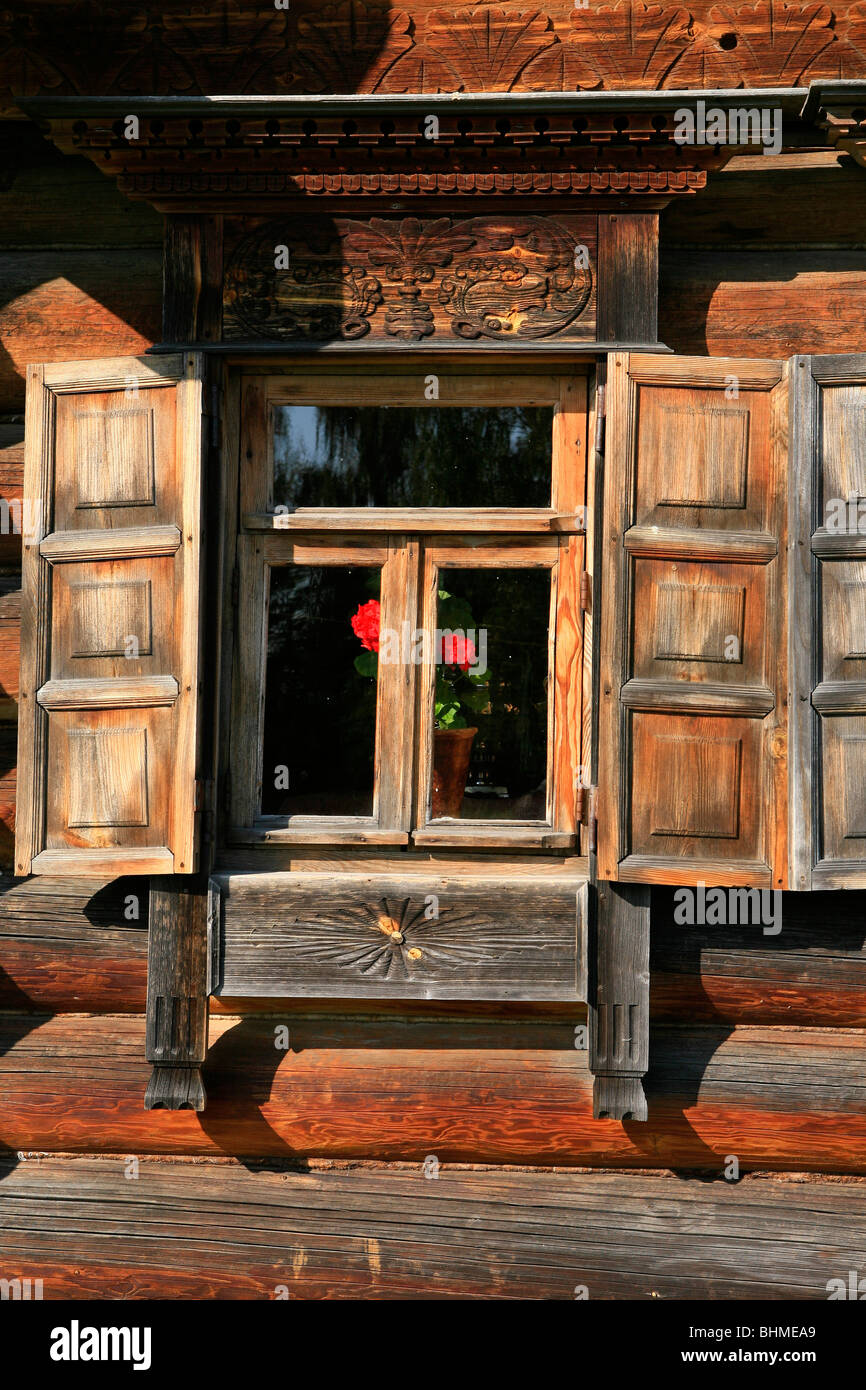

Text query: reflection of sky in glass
(272, 405), (552, 509)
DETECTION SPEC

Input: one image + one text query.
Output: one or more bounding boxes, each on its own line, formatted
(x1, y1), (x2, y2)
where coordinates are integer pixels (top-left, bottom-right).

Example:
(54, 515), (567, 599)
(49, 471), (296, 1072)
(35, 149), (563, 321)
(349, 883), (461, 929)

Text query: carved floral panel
(222, 214), (597, 343)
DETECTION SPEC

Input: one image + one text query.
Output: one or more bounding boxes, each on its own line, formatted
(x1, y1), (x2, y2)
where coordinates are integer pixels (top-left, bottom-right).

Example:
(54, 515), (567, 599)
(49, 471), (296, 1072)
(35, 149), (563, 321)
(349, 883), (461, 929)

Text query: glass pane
(262, 565), (380, 817)
(273, 405), (552, 509)
(431, 568), (551, 821)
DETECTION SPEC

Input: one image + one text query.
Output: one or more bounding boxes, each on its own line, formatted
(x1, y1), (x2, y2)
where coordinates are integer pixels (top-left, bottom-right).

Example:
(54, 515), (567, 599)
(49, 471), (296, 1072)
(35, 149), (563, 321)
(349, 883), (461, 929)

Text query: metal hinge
(577, 783), (598, 854)
(594, 383), (606, 458)
(579, 571), (592, 612)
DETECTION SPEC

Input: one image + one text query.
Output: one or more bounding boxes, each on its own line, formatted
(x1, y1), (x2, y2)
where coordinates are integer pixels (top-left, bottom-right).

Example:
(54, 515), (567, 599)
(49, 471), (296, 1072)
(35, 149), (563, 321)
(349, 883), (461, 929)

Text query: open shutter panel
(15, 354), (205, 877)
(791, 354), (866, 889)
(598, 353), (789, 888)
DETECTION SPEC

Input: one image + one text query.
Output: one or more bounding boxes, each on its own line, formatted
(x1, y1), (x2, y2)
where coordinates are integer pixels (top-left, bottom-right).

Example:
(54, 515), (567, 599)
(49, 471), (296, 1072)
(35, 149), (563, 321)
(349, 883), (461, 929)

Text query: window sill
(412, 825), (577, 850)
(243, 508), (583, 535)
(230, 824), (410, 846)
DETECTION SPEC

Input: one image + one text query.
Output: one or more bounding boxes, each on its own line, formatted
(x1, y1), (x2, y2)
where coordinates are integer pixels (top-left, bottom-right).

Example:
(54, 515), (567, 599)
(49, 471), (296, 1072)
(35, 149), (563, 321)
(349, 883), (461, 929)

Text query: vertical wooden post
(589, 881), (651, 1120)
(145, 876), (212, 1111)
(596, 212), (660, 346)
(162, 214), (224, 343)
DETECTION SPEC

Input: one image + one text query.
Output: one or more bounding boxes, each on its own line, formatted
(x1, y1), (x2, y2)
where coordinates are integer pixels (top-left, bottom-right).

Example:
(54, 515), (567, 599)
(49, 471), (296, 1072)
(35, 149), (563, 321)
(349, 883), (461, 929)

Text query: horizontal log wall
(1, 131), (866, 1296)
(2, 1158), (863, 1300)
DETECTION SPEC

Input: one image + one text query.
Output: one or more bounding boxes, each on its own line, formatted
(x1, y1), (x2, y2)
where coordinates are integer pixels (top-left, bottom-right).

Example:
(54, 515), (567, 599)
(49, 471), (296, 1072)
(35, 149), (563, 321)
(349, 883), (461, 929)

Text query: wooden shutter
(598, 353), (789, 887)
(791, 354), (866, 888)
(15, 354), (205, 877)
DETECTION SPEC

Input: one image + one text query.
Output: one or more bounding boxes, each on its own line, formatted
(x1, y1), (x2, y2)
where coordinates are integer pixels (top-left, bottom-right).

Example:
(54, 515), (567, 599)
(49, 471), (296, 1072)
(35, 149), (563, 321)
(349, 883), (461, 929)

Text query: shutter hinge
(579, 571), (592, 612)
(577, 784), (598, 853)
(594, 383), (606, 458)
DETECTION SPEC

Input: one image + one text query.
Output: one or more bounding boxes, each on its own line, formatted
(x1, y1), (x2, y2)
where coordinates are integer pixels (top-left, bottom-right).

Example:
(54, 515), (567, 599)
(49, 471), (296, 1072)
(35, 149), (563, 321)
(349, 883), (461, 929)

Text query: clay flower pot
(432, 727), (477, 818)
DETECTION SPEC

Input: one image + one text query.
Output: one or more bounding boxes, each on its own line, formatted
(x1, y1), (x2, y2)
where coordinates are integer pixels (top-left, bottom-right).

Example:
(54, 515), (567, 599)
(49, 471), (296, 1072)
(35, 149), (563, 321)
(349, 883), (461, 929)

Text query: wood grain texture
(1, 1013), (865, 1172)
(1, 1158), (864, 1300)
(16, 354), (205, 877)
(598, 352), (789, 887)
(223, 215), (597, 345)
(2, 1), (866, 115)
(0, 251), (161, 413)
(1, 879), (864, 1023)
(659, 251), (866, 359)
(216, 872), (588, 1002)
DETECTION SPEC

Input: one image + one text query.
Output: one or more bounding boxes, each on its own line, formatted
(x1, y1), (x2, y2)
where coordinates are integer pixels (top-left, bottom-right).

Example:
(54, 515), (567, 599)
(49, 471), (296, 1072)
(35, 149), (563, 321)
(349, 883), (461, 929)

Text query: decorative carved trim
(270, 894), (548, 981)
(222, 214), (596, 343)
(3, 1), (866, 112)
(805, 84), (866, 166)
(42, 106), (726, 207)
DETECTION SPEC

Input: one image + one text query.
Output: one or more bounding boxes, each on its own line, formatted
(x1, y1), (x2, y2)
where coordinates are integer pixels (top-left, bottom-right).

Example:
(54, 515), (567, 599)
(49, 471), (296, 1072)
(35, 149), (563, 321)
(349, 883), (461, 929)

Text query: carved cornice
(30, 95), (783, 208)
(3, 1), (866, 113)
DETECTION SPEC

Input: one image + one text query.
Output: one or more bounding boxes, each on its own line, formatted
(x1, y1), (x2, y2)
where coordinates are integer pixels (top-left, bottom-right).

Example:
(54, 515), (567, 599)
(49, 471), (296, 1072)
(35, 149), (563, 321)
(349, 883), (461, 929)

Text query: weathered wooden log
(1, 1157), (863, 1300)
(2, 877), (865, 1024)
(1, 1014), (864, 1172)
(659, 249), (866, 358)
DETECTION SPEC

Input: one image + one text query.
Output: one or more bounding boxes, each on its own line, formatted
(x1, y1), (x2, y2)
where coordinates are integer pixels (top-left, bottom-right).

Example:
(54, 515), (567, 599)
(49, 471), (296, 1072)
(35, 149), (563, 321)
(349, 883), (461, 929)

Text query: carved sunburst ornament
(277, 895), (546, 980)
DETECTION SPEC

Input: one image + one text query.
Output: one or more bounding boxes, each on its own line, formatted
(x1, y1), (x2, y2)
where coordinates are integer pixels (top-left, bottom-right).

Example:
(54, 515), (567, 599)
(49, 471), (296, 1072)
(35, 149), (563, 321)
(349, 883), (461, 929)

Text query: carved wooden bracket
(145, 876), (215, 1111)
(802, 81), (866, 169)
(589, 882), (651, 1122)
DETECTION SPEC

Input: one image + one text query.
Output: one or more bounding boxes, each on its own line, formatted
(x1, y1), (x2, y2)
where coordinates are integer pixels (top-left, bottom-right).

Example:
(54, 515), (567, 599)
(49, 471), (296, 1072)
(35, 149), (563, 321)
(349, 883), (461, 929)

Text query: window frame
(226, 365), (588, 851)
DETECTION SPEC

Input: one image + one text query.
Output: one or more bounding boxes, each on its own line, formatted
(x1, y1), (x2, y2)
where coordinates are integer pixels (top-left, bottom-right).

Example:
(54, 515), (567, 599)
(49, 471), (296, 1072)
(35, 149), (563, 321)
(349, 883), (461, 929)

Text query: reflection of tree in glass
(273, 405), (552, 509)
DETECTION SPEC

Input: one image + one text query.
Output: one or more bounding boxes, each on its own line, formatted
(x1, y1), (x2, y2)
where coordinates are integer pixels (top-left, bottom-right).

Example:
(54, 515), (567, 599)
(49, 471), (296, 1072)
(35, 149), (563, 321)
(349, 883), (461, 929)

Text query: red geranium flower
(441, 632), (476, 672)
(351, 599), (381, 653)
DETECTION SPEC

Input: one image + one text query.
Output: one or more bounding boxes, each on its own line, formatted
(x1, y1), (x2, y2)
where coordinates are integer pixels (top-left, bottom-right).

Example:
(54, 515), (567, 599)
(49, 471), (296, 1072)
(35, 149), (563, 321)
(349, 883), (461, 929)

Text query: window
(228, 369), (588, 850)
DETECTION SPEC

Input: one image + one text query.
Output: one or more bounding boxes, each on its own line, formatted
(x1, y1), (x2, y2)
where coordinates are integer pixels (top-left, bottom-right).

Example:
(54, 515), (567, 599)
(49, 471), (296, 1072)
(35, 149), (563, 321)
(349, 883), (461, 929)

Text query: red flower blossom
(351, 599), (381, 653)
(441, 632), (476, 671)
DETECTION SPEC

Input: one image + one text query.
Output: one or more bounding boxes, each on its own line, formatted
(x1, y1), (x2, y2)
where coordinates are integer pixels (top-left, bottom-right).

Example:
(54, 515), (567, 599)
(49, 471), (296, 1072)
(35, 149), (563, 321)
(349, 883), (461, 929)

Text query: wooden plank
(40, 525), (181, 562)
(1, 1014), (865, 1171)
(145, 877), (210, 1111)
(659, 251), (866, 359)
(243, 509), (583, 534)
(1, 1159), (864, 1301)
(589, 882), (650, 1120)
(37, 676), (179, 710)
(596, 212), (659, 345)
(216, 872), (587, 1002)
(162, 214), (223, 344)
(0, 251), (160, 413)
(2, 878), (864, 1023)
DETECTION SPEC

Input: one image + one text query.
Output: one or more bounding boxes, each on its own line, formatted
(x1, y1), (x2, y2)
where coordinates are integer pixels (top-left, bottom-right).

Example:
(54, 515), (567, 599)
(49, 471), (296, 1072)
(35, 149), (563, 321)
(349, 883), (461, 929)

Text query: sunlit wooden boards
(2, 1159), (863, 1301)
(14, 354), (206, 877)
(598, 353), (789, 888)
(791, 354), (866, 889)
(215, 871), (588, 1001)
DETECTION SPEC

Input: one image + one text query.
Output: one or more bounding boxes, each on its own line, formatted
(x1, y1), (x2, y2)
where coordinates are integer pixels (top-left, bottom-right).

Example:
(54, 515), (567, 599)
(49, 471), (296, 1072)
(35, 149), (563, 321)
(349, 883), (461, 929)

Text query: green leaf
(354, 651), (378, 678)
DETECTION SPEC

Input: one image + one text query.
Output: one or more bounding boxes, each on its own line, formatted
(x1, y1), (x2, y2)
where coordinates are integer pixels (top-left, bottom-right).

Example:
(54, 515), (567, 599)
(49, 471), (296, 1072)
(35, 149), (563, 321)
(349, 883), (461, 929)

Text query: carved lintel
(223, 213), (597, 345)
(145, 1064), (206, 1112)
(589, 881), (651, 1123)
(145, 876), (211, 1111)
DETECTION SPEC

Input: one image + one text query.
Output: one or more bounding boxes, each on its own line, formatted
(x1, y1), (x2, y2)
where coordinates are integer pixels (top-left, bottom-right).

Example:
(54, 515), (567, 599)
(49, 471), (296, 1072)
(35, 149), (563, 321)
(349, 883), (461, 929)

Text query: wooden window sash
(411, 536), (580, 850)
(229, 369), (588, 850)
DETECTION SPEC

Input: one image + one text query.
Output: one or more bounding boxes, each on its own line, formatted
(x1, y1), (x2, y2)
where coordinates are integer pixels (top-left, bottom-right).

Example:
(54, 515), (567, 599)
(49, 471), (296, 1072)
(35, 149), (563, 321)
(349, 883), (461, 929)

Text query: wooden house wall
(0, 118), (865, 1299)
